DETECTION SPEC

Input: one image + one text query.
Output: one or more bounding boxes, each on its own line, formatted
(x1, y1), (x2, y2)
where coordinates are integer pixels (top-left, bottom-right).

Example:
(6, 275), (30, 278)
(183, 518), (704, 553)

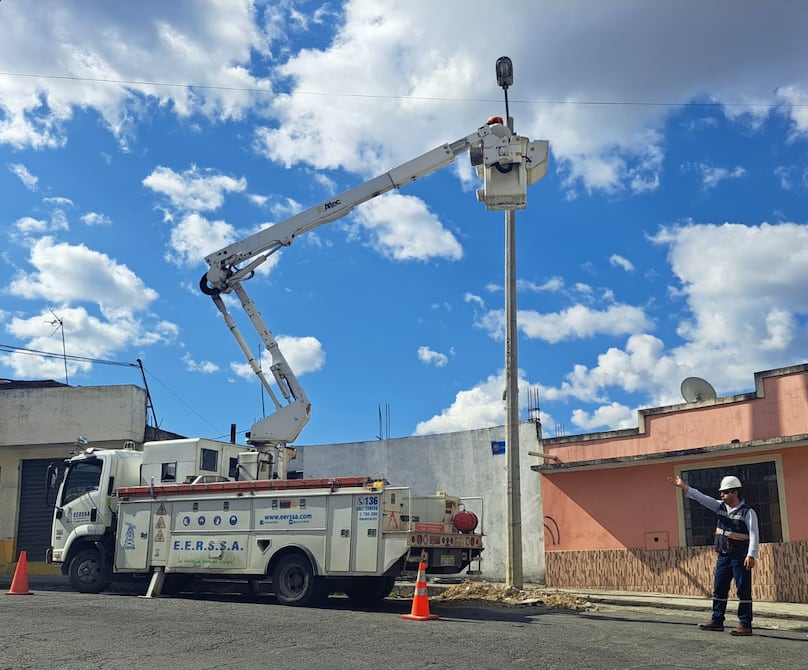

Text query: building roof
(0, 378), (69, 390)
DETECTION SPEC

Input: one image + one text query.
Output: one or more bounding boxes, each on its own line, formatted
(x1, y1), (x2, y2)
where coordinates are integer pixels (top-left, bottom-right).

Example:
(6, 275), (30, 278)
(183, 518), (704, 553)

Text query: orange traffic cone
(6, 550), (32, 595)
(401, 561), (438, 621)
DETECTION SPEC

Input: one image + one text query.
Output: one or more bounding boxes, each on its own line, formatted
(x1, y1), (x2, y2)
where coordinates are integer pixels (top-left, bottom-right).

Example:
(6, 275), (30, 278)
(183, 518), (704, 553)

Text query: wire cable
(0, 70), (804, 110)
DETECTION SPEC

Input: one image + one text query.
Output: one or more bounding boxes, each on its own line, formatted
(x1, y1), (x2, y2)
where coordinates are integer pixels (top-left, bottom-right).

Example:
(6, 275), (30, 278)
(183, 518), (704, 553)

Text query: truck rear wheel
(68, 548), (111, 594)
(344, 575), (396, 604)
(271, 554), (321, 606)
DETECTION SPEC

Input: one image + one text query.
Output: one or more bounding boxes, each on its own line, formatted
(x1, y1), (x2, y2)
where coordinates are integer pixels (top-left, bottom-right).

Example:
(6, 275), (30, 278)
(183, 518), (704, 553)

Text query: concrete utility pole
(496, 56), (524, 589)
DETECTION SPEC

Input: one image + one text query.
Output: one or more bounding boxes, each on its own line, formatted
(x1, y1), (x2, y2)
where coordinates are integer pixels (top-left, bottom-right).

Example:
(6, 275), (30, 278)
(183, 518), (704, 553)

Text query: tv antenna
(47, 309), (69, 385)
(680, 376), (717, 403)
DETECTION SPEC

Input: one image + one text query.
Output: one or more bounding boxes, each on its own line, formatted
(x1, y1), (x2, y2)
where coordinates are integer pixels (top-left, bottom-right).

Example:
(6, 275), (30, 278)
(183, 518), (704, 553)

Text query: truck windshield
(61, 459), (103, 505)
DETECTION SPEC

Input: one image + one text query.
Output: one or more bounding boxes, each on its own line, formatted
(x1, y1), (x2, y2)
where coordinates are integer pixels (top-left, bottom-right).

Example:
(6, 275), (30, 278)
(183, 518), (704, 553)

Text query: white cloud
(9, 236), (158, 315)
(8, 163), (38, 189)
(3, 2), (808, 194)
(518, 277), (565, 293)
(353, 193), (463, 262)
(1, 306), (177, 379)
(464, 292), (485, 309)
(230, 335), (325, 380)
(539, 221), (808, 410)
(81, 212), (112, 226)
(417, 346), (448, 368)
(609, 254), (635, 272)
(182, 353), (220, 374)
(540, 333), (677, 404)
(143, 165), (247, 212)
(699, 164), (747, 190)
(415, 370), (535, 435)
(477, 303), (652, 344)
(14, 217), (49, 235)
(43, 196), (73, 207)
(571, 402), (636, 431)
(415, 372), (505, 435)
(166, 212), (239, 267)
(0, 0), (272, 149)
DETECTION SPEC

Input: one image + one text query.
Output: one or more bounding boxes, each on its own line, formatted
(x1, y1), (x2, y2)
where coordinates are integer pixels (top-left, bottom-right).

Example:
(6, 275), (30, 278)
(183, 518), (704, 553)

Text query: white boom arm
(200, 120), (548, 451)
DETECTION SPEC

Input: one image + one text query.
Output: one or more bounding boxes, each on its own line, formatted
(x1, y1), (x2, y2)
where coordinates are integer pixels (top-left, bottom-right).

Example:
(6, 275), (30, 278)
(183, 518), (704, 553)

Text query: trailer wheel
(68, 548), (111, 594)
(271, 554), (320, 606)
(344, 575), (396, 604)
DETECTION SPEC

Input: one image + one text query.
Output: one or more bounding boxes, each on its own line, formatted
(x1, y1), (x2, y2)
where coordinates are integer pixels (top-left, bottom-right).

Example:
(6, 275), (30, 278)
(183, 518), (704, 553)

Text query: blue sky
(1, 0), (807, 447)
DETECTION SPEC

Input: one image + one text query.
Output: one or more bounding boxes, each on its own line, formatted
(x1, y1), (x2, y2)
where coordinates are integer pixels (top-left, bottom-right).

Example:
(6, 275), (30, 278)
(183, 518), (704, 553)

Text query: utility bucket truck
(48, 118), (547, 605)
(47, 438), (483, 605)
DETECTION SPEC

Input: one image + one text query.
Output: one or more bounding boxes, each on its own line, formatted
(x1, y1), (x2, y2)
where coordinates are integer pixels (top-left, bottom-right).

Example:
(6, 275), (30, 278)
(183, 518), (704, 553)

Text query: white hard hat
(719, 475), (742, 491)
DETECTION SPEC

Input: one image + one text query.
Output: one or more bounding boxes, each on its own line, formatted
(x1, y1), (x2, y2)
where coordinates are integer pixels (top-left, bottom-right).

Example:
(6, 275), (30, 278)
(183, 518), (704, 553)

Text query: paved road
(2, 587), (806, 670)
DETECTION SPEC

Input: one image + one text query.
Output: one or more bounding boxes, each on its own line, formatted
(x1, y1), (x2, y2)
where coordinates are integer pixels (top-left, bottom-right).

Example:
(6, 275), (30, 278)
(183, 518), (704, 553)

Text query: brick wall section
(545, 541), (808, 603)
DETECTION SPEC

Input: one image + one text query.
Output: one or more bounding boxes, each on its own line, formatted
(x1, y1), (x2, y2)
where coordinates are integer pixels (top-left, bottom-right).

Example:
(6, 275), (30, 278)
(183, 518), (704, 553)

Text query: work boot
(730, 626), (753, 636)
(698, 621), (724, 631)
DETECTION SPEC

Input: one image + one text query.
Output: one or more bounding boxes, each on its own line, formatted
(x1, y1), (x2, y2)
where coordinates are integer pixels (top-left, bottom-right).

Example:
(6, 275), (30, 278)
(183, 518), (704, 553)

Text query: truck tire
(271, 554), (321, 606)
(344, 575), (396, 604)
(68, 548), (111, 594)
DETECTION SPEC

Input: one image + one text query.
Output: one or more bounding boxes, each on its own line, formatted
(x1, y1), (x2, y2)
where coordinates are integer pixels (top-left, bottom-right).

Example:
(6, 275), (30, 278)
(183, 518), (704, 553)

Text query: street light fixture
(495, 56), (513, 129)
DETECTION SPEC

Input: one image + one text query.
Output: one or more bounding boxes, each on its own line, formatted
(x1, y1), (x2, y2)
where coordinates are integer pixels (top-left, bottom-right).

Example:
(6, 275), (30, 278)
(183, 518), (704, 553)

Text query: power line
(0, 69), (804, 110)
(0, 342), (230, 438)
(0, 343), (138, 367)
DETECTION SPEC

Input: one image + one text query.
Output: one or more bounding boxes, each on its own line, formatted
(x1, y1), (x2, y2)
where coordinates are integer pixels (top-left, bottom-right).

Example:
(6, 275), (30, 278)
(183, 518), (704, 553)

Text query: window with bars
(681, 460), (783, 547)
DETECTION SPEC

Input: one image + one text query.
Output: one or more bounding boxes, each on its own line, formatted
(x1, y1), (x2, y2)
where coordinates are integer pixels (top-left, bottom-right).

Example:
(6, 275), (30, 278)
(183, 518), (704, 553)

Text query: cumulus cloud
(571, 402), (636, 431)
(9, 236), (158, 315)
(230, 335), (325, 380)
(538, 221), (808, 414)
(182, 353), (220, 374)
(417, 346), (449, 367)
(415, 370), (536, 435)
(81, 212), (112, 226)
(477, 303), (652, 343)
(2, 306), (177, 379)
(143, 165), (247, 212)
(353, 193), (463, 262)
(167, 212), (240, 268)
(0, 0), (272, 149)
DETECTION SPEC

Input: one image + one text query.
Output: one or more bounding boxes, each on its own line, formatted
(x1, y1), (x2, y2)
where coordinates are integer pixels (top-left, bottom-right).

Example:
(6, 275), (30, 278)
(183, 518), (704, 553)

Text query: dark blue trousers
(711, 552), (753, 627)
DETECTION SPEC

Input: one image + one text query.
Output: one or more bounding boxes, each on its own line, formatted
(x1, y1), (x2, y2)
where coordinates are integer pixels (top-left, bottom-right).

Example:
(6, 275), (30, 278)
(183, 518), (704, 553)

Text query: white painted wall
(298, 422), (545, 583)
(0, 385), (147, 447)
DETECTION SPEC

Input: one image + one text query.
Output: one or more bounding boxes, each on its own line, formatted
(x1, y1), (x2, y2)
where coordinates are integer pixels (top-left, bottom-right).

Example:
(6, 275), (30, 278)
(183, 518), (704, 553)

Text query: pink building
(534, 364), (808, 603)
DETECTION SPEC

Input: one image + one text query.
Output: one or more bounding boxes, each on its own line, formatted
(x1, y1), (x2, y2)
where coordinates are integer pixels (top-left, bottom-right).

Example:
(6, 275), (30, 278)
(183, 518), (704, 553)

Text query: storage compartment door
(326, 496), (352, 572)
(353, 493), (380, 573)
(115, 503), (152, 571)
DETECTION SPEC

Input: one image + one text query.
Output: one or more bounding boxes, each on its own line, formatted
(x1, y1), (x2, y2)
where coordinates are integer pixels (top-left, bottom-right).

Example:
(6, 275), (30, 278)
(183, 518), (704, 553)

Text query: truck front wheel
(68, 548), (111, 593)
(271, 554), (321, 606)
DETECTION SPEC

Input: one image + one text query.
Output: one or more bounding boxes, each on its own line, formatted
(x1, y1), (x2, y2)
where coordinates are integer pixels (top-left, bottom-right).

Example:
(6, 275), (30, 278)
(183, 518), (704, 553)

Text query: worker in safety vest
(669, 474), (759, 636)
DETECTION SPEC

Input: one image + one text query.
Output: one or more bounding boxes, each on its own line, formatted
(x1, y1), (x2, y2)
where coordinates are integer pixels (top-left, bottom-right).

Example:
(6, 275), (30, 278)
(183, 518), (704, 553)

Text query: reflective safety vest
(714, 501), (750, 555)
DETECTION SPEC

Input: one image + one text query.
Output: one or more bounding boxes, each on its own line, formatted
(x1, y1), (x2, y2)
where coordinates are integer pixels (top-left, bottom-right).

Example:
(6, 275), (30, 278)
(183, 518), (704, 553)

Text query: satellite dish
(681, 377), (717, 403)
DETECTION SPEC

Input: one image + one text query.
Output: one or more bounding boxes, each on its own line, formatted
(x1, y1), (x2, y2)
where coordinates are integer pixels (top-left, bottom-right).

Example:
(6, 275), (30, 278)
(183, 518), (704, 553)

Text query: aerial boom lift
(199, 120), (548, 466)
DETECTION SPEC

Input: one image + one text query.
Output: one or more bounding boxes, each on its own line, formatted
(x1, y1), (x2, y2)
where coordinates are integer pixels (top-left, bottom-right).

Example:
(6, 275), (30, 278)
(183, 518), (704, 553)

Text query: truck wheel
(271, 554), (320, 606)
(344, 575), (396, 604)
(68, 548), (111, 593)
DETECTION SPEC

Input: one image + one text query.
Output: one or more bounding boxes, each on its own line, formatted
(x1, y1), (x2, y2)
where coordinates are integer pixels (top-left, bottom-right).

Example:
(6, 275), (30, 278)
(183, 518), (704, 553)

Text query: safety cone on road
(401, 561), (438, 621)
(5, 550), (32, 595)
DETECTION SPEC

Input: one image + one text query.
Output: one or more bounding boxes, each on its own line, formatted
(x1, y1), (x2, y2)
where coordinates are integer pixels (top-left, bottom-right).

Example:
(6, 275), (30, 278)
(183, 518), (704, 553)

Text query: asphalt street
(2, 580), (806, 670)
